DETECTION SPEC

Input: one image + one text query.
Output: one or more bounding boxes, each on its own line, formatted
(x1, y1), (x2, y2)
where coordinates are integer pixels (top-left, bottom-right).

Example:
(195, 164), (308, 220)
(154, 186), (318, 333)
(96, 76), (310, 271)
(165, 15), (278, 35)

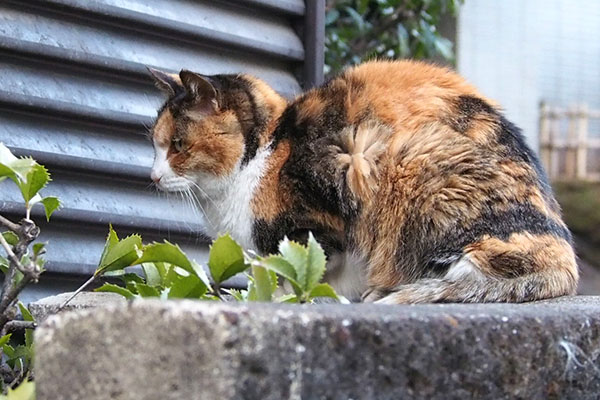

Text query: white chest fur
(195, 146), (272, 250)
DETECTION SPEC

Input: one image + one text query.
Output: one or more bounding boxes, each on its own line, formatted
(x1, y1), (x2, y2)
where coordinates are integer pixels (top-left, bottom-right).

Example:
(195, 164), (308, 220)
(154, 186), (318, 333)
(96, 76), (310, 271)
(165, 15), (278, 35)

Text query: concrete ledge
(28, 292), (126, 323)
(35, 296), (600, 399)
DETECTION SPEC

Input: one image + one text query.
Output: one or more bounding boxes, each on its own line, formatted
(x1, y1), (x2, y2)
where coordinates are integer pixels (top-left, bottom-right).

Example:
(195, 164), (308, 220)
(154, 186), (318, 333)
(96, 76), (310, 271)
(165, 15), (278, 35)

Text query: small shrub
(86, 227), (342, 304)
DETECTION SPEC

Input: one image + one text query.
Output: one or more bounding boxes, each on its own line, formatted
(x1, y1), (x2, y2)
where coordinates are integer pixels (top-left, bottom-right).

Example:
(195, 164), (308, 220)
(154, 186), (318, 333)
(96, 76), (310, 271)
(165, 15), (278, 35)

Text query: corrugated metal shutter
(0, 0), (324, 301)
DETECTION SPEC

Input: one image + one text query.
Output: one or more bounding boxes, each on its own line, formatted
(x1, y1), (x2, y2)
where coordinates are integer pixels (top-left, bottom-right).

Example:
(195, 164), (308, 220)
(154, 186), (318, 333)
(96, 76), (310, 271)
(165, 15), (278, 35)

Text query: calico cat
(148, 60), (578, 304)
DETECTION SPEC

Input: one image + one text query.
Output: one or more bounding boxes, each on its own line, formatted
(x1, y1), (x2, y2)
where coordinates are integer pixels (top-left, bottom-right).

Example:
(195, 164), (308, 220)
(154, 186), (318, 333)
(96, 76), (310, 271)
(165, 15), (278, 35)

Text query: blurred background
(326, 0), (600, 293)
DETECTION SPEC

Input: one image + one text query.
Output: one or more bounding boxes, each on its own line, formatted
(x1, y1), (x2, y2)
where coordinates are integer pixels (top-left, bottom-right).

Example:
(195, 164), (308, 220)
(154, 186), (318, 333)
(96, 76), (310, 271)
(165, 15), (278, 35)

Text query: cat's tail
(371, 258), (578, 304)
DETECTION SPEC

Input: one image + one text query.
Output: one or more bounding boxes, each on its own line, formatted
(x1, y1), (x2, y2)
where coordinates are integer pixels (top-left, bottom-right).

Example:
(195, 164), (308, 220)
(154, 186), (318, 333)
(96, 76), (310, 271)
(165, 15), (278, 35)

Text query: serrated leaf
(167, 273), (206, 299)
(306, 232), (327, 291)
(258, 256), (301, 294)
(40, 196), (60, 221)
(250, 265), (274, 302)
(2, 343), (14, 359)
(308, 283), (339, 301)
(278, 238), (308, 290)
(221, 259), (250, 283)
(0, 143), (36, 182)
(0, 334), (11, 348)
(99, 225), (119, 267)
(18, 163), (49, 203)
(208, 234), (244, 283)
(135, 241), (192, 272)
(2, 231), (18, 246)
(95, 283), (136, 299)
(135, 282), (160, 297)
(191, 260), (212, 290)
(141, 262), (162, 286)
(95, 234), (142, 276)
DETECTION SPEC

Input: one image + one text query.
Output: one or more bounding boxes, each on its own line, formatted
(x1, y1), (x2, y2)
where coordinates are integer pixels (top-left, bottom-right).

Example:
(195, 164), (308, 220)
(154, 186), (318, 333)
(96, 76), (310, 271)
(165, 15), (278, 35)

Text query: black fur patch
(212, 75), (268, 165)
(400, 201), (572, 279)
(446, 95), (496, 133)
(252, 212), (345, 256)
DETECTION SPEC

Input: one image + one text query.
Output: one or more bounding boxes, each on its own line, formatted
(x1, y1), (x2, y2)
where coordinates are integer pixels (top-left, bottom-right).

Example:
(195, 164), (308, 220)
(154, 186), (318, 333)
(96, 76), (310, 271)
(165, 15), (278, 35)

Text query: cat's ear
(147, 67), (183, 96)
(179, 70), (219, 118)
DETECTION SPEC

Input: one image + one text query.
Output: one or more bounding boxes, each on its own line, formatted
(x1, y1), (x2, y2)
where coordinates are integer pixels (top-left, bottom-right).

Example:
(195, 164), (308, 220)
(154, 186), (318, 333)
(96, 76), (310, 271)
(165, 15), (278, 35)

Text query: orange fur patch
(171, 110), (244, 177)
(465, 233), (578, 282)
(334, 120), (393, 201)
(153, 111), (176, 146)
(251, 140), (292, 221)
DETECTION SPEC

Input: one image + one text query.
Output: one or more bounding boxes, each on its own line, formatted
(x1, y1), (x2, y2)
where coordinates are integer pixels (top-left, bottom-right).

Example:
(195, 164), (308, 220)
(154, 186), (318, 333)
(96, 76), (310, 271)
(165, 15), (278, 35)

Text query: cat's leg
(365, 234), (578, 304)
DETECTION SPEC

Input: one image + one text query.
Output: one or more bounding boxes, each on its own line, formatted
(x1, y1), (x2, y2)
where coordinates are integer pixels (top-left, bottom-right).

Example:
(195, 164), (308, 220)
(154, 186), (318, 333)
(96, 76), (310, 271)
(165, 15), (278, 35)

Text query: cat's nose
(150, 171), (162, 184)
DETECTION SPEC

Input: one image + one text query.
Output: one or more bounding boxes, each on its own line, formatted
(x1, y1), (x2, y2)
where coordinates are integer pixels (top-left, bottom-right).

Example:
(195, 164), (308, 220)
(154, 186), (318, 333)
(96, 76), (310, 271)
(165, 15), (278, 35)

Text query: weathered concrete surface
(29, 292), (126, 322)
(36, 296), (600, 400)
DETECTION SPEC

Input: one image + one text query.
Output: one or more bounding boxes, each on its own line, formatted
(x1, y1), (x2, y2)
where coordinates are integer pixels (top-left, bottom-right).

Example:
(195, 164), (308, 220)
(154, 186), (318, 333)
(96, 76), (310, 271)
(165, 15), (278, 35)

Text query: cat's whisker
(185, 184), (215, 230)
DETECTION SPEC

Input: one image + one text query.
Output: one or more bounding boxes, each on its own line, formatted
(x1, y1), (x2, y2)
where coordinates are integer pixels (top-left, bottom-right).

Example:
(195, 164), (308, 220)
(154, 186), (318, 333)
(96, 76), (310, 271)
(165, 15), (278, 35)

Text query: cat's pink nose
(150, 171), (162, 184)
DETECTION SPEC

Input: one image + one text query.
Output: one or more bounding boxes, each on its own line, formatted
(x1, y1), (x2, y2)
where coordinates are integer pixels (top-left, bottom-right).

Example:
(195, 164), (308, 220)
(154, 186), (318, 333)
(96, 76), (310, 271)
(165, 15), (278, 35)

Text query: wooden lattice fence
(539, 103), (600, 181)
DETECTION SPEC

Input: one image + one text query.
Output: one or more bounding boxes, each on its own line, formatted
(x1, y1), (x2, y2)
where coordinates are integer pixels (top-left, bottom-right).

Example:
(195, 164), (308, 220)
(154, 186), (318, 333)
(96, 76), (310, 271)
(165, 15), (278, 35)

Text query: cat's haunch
(148, 60), (577, 304)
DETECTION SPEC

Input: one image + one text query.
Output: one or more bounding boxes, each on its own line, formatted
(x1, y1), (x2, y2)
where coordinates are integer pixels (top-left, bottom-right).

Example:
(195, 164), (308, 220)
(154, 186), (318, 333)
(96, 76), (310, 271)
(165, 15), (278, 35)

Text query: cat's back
(288, 60), (495, 138)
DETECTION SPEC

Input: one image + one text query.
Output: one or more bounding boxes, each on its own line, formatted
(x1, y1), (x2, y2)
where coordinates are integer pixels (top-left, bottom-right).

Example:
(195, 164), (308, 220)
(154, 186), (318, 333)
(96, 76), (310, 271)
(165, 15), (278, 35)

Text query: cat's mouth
(153, 175), (191, 193)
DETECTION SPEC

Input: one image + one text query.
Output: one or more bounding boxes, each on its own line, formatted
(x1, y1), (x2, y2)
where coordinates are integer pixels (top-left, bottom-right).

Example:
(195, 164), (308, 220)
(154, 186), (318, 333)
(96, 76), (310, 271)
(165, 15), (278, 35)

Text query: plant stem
(1, 321), (36, 337)
(0, 275), (33, 328)
(0, 234), (28, 276)
(0, 215), (19, 233)
(58, 275), (96, 310)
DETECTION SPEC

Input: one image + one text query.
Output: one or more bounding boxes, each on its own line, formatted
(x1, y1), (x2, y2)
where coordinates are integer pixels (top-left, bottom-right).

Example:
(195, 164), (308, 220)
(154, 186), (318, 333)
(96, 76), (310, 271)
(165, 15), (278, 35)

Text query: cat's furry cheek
(151, 143), (190, 192)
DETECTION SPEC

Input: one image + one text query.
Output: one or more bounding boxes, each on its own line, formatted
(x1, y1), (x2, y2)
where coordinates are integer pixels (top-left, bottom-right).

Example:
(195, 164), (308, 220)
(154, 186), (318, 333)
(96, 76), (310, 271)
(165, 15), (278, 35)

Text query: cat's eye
(171, 138), (184, 153)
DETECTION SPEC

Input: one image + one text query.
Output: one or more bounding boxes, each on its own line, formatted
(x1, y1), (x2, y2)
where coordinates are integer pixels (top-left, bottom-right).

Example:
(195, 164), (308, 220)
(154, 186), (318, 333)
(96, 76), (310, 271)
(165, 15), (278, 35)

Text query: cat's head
(148, 68), (286, 194)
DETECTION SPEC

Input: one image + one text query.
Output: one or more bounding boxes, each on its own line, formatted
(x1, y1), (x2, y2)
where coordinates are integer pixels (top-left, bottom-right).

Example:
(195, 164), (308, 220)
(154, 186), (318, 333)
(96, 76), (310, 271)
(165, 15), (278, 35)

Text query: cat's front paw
(361, 287), (388, 303)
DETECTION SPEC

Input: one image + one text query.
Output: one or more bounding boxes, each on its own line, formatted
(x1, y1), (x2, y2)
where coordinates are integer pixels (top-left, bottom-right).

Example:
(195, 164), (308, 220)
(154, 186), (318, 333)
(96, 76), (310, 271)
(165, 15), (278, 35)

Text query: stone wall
(34, 295), (600, 399)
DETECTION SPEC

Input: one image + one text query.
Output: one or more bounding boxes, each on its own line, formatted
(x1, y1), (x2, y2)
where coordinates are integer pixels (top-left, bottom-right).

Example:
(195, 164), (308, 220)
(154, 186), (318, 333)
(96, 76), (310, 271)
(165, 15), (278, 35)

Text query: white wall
(457, 0), (600, 149)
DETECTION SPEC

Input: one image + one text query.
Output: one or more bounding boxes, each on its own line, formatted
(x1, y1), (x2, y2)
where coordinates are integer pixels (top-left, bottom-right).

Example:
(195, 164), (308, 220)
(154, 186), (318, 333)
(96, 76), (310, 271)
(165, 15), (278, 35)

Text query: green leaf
(0, 334), (11, 348)
(257, 256), (300, 293)
(0, 143), (36, 182)
(119, 273), (144, 285)
(191, 261), (211, 289)
(141, 263), (162, 286)
(208, 234), (245, 283)
(275, 294), (298, 303)
(40, 196), (61, 221)
(2, 343), (14, 359)
(135, 241), (192, 272)
(33, 242), (46, 258)
(5, 379), (35, 400)
(17, 302), (34, 322)
(2, 231), (18, 246)
(223, 288), (247, 302)
(167, 273), (206, 299)
(95, 283), (136, 299)
(99, 225), (119, 268)
(306, 232), (327, 291)
(221, 260), (250, 283)
(278, 238), (308, 290)
(325, 9), (340, 25)
(0, 256), (8, 272)
(18, 163), (50, 203)
(308, 283), (339, 301)
(17, 302), (34, 350)
(134, 283), (160, 297)
(249, 265), (274, 302)
(95, 234), (142, 276)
